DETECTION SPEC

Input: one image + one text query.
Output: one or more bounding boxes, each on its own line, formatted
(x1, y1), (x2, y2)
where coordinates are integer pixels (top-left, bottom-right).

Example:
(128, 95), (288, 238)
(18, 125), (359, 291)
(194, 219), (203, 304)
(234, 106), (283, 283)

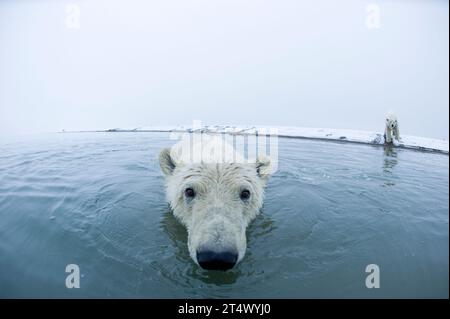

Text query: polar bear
(159, 134), (272, 271)
(384, 111), (401, 144)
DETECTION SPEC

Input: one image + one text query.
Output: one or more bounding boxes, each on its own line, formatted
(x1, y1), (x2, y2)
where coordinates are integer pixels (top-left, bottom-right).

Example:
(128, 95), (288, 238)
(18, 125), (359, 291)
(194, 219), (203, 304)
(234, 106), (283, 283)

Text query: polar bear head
(159, 135), (272, 271)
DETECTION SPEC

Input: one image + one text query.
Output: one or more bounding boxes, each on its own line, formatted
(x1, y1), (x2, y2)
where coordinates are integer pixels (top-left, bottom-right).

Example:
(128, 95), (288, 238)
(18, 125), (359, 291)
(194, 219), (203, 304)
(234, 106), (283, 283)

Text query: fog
(0, 0), (448, 139)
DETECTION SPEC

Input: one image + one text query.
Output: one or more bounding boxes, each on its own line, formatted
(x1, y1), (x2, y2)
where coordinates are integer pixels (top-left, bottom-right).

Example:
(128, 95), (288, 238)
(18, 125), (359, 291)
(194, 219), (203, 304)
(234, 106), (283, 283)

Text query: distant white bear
(159, 134), (272, 271)
(384, 111), (401, 143)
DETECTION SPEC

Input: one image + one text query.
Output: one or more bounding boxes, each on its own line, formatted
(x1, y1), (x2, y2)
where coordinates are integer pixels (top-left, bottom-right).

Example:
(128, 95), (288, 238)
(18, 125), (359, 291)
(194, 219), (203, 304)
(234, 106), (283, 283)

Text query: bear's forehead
(176, 163), (257, 182)
(387, 115), (397, 121)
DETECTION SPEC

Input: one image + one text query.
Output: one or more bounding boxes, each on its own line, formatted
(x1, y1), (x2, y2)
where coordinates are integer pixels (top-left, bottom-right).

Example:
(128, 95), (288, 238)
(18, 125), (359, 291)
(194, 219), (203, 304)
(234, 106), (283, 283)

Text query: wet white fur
(159, 135), (272, 265)
(385, 111), (401, 143)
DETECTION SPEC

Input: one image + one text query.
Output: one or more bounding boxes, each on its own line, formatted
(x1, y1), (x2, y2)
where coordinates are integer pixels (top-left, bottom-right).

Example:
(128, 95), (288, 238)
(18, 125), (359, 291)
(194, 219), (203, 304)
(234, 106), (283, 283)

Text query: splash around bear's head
(159, 135), (272, 271)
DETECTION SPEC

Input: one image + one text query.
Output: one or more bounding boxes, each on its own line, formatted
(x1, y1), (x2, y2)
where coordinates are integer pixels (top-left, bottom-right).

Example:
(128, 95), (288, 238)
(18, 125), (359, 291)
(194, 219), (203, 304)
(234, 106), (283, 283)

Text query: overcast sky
(0, 0), (448, 139)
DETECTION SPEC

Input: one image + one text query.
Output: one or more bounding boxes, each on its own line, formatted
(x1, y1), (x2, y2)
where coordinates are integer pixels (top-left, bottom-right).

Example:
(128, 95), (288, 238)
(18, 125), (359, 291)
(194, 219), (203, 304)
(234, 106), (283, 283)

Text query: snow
(80, 125), (449, 154)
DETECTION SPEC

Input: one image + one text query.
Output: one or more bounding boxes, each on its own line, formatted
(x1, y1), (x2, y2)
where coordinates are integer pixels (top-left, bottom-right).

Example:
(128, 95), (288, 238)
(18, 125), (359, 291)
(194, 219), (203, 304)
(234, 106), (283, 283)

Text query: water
(0, 133), (448, 298)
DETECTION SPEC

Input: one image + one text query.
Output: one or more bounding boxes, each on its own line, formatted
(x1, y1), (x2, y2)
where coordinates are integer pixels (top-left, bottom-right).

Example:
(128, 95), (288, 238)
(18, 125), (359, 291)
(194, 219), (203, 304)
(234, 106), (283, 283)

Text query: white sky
(0, 0), (448, 139)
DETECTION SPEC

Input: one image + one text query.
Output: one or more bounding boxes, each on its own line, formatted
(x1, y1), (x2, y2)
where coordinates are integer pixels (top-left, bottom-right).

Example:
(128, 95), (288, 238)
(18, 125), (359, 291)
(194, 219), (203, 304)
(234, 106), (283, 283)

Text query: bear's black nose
(196, 250), (238, 271)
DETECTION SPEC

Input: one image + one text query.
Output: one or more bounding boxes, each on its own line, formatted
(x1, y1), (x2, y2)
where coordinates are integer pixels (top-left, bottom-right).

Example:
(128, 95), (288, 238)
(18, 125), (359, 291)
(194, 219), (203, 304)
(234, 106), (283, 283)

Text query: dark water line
(58, 130), (450, 156)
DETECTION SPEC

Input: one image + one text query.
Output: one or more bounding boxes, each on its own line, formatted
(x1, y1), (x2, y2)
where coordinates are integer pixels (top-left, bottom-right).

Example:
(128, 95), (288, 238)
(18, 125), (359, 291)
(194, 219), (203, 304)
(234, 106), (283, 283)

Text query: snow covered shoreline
(68, 125), (449, 154)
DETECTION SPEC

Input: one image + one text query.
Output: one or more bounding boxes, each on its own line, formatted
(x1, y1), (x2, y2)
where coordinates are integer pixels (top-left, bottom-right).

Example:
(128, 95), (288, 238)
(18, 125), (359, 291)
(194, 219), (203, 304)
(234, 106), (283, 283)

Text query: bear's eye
(240, 189), (251, 200)
(184, 188), (195, 198)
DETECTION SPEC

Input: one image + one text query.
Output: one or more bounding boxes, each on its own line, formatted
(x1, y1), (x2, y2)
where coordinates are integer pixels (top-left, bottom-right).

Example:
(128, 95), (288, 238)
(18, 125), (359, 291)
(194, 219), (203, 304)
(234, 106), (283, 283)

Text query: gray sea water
(0, 132), (448, 298)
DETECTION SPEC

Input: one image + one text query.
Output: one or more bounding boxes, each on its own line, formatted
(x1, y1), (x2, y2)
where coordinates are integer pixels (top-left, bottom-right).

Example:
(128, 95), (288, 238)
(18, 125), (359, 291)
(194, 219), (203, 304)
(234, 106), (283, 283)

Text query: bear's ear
(256, 156), (272, 181)
(159, 148), (176, 176)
